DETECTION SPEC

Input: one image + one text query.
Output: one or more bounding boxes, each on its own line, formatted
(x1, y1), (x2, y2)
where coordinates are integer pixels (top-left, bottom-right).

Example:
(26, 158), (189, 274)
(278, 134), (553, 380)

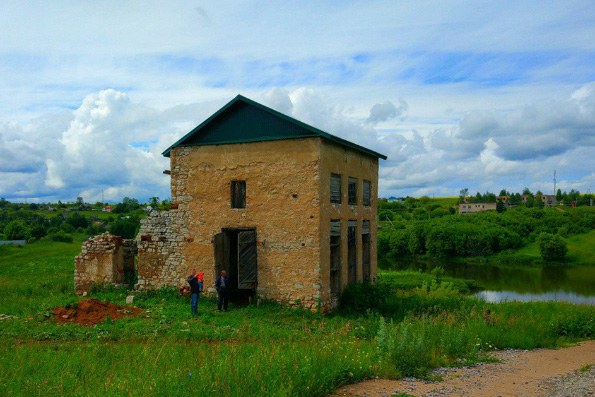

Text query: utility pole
(553, 170), (557, 205)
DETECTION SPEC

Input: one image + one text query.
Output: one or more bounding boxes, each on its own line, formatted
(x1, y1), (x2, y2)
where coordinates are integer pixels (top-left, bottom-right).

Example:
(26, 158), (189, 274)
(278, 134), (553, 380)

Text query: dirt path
(333, 341), (595, 397)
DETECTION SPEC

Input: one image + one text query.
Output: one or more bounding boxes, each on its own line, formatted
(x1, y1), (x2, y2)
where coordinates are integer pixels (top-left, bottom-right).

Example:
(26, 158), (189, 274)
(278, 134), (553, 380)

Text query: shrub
(340, 282), (391, 313)
(4, 220), (30, 240)
(538, 232), (567, 262)
(46, 231), (73, 243)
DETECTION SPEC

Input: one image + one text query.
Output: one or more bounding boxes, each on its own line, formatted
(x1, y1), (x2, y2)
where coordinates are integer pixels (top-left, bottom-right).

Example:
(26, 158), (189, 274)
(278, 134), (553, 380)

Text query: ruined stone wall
(75, 233), (126, 295)
(318, 140), (380, 308)
(168, 138), (323, 309)
(135, 210), (187, 290)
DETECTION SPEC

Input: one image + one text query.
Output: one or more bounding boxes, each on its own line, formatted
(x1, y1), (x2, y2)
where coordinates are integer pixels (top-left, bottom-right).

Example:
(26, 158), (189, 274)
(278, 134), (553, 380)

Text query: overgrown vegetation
(1, 240), (593, 395)
(0, 197), (150, 243)
(379, 206), (595, 265)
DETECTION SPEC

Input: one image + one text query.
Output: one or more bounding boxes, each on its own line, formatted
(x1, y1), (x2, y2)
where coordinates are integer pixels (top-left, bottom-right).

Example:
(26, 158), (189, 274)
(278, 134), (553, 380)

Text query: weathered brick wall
(167, 138), (323, 309)
(135, 210), (188, 290)
(319, 140), (380, 308)
(74, 233), (124, 295)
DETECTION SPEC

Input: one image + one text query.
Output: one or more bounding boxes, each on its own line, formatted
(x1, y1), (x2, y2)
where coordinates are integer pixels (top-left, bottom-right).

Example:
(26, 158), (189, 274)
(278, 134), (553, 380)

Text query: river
(379, 258), (595, 305)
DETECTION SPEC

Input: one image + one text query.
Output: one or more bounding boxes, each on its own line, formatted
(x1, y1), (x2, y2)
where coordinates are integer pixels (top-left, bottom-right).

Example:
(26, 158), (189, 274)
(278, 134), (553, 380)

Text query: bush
(110, 216), (140, 239)
(538, 232), (568, 262)
(340, 282), (391, 313)
(46, 231), (73, 243)
(4, 220), (30, 240)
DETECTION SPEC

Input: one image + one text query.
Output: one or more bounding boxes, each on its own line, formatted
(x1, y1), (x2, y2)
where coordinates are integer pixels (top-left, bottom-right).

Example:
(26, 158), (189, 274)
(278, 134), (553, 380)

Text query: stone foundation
(74, 233), (137, 295)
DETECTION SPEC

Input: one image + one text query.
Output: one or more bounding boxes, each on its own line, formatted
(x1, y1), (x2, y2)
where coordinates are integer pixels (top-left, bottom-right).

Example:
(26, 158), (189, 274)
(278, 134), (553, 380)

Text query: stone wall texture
(74, 233), (137, 295)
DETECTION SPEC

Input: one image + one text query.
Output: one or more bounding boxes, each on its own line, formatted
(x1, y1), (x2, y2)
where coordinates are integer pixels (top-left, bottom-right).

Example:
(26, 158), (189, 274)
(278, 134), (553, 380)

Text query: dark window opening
(330, 220), (341, 297)
(348, 177), (357, 205)
(362, 220), (371, 281)
(363, 180), (371, 207)
(231, 180), (246, 209)
(347, 221), (357, 284)
(330, 174), (342, 204)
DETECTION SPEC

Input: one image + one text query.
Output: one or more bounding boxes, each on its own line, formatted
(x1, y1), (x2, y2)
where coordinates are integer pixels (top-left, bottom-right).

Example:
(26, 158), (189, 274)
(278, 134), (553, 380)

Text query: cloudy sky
(1, 1), (594, 202)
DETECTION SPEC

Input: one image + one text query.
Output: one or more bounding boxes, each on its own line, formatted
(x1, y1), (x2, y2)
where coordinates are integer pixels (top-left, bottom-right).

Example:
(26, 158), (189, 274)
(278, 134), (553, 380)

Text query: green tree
(496, 198), (506, 213)
(556, 189), (562, 203)
(522, 187), (532, 196)
(150, 196), (159, 207)
(538, 232), (568, 262)
(499, 189), (509, 196)
(110, 216), (140, 239)
(535, 193), (544, 209)
(459, 188), (469, 202)
(4, 220), (31, 240)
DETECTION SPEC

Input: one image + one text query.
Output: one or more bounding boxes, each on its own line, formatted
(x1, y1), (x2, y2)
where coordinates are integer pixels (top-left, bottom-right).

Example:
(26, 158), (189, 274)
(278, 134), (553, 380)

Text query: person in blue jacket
(215, 270), (230, 312)
(187, 270), (200, 316)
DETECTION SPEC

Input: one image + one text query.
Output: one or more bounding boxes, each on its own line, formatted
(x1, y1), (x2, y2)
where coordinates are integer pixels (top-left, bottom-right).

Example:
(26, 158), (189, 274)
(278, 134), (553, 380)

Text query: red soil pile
(53, 299), (142, 326)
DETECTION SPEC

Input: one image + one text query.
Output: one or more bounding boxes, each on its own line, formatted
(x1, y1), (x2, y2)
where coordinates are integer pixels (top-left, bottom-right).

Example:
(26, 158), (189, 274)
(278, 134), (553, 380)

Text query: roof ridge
(162, 95), (387, 160)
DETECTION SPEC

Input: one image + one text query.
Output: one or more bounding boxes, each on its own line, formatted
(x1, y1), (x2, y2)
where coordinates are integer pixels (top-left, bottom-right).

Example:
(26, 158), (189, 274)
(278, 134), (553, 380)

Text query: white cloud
(366, 99), (408, 124)
(2, 83), (595, 201)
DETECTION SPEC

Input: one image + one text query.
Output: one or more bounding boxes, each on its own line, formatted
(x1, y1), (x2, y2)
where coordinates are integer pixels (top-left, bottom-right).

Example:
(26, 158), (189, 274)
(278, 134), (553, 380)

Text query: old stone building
(77, 95), (386, 310)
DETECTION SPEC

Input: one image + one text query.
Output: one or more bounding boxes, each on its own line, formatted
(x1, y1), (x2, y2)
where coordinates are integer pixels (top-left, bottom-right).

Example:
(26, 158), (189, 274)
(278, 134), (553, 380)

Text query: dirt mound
(53, 299), (142, 326)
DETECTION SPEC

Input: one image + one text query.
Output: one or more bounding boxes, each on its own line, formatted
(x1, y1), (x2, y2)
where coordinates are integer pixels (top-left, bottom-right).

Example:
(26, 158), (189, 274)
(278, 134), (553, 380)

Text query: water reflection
(380, 258), (595, 305)
(475, 290), (595, 305)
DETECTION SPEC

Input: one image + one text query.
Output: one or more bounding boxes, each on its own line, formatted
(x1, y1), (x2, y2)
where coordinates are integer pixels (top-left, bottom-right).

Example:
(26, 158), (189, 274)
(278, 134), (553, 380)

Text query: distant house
(102, 206), (113, 212)
(387, 196), (405, 203)
(496, 195), (511, 204)
(459, 202), (497, 214)
(541, 194), (556, 207)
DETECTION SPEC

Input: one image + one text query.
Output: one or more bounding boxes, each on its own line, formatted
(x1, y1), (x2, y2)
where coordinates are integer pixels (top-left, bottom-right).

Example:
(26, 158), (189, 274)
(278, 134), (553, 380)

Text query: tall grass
(1, 240), (594, 395)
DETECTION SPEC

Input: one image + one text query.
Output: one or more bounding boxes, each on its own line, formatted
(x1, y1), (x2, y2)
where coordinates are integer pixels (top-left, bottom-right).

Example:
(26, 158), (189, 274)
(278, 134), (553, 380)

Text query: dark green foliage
(112, 197), (141, 214)
(65, 212), (89, 229)
(46, 230), (74, 243)
(4, 220), (30, 240)
(110, 216), (140, 239)
(496, 198), (506, 213)
(340, 281), (390, 313)
(380, 207), (594, 260)
(538, 232), (568, 261)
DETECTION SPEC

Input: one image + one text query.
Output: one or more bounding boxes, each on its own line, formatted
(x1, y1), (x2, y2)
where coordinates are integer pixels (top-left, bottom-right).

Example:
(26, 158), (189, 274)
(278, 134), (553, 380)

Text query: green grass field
(0, 240), (593, 396)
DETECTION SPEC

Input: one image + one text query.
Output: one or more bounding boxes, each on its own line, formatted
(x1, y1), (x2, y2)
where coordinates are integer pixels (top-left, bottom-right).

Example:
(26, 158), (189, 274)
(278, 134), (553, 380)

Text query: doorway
(213, 228), (257, 304)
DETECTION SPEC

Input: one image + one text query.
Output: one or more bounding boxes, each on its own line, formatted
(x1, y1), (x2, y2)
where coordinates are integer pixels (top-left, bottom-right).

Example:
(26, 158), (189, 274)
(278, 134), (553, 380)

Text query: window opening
(330, 220), (341, 296)
(330, 174), (342, 204)
(362, 220), (371, 281)
(231, 180), (246, 209)
(348, 177), (357, 205)
(363, 180), (371, 206)
(347, 221), (357, 284)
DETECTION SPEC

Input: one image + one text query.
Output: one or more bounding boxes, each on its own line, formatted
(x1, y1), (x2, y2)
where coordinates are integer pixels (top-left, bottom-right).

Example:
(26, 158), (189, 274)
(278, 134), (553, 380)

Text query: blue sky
(0, 1), (594, 202)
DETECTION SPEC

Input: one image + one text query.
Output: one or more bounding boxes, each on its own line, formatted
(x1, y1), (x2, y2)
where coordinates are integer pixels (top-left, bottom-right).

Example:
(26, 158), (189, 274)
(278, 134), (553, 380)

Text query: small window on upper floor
(363, 180), (371, 206)
(231, 180), (246, 209)
(348, 177), (357, 205)
(330, 174), (342, 204)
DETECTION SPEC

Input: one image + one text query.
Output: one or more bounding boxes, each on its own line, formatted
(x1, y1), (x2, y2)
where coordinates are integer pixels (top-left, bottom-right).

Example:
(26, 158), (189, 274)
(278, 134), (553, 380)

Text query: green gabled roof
(162, 95), (387, 160)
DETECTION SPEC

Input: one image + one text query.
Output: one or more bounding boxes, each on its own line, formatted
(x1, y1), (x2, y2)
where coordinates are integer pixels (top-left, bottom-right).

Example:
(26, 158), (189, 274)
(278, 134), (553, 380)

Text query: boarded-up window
(330, 220), (341, 296)
(363, 180), (371, 206)
(330, 174), (341, 204)
(347, 220), (357, 284)
(231, 180), (246, 208)
(362, 220), (371, 281)
(348, 177), (357, 205)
